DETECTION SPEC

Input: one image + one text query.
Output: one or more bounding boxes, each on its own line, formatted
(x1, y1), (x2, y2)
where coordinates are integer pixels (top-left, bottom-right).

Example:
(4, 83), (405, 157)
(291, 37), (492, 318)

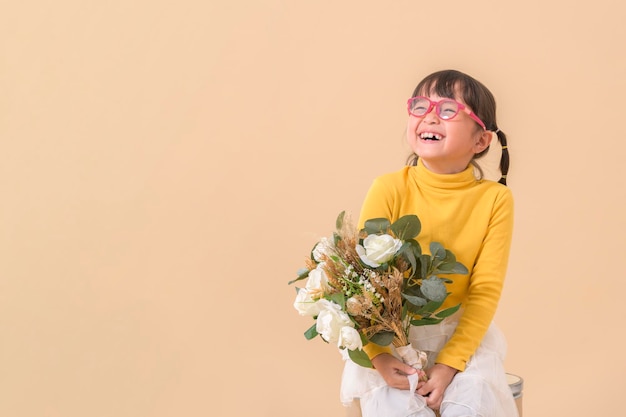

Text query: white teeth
(419, 132), (442, 140)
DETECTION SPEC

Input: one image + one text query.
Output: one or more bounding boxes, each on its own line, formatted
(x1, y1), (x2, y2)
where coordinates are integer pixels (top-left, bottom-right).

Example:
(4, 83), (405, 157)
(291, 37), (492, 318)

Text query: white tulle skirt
(340, 317), (519, 417)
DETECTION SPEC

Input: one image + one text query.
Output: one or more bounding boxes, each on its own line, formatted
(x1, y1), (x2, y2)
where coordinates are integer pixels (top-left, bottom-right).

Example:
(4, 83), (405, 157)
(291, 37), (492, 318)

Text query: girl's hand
(416, 363), (458, 410)
(371, 353), (420, 390)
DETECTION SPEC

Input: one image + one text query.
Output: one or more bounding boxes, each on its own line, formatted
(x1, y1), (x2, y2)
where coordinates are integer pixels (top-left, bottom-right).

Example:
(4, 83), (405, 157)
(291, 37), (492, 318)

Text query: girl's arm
(419, 189), (513, 408)
(435, 188), (514, 371)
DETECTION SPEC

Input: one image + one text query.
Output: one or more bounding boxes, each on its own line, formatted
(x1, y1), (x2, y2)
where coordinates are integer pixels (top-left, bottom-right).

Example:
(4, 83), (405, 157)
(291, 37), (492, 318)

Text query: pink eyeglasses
(407, 96), (486, 131)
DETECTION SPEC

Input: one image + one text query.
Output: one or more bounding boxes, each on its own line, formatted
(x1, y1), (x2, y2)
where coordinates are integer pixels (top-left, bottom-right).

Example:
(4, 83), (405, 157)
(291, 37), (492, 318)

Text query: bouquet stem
(395, 344), (428, 382)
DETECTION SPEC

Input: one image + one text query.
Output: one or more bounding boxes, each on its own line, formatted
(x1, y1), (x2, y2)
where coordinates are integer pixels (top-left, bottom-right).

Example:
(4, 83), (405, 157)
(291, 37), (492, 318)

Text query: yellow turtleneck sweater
(359, 159), (514, 372)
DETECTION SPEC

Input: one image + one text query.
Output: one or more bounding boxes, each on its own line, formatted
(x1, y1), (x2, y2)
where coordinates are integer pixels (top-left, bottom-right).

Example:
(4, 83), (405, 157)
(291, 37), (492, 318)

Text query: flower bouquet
(290, 211), (468, 376)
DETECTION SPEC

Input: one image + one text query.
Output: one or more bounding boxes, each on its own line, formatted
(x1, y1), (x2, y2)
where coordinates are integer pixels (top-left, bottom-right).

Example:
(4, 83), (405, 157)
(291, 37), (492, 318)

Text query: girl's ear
(473, 130), (492, 154)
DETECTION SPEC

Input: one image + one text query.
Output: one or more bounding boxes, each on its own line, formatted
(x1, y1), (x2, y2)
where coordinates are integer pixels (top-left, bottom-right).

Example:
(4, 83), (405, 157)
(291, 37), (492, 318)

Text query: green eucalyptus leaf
(402, 280), (424, 297)
(430, 242), (446, 262)
(436, 255), (469, 275)
(304, 323), (318, 340)
(436, 263), (469, 275)
(420, 254), (431, 279)
(435, 262), (456, 273)
(443, 249), (457, 262)
(452, 261), (469, 274)
(435, 304), (461, 319)
(406, 252), (417, 279)
(348, 348), (373, 368)
(410, 317), (443, 326)
(421, 276), (448, 302)
(370, 331), (395, 346)
(288, 268), (310, 285)
(432, 249), (454, 270)
(402, 293), (428, 307)
(406, 240), (423, 278)
(398, 241), (411, 253)
(336, 211), (346, 230)
(390, 215), (421, 240)
(398, 243), (417, 275)
(408, 239), (422, 257)
(419, 298), (445, 315)
(362, 218), (391, 235)
(327, 292), (346, 310)
(405, 300), (429, 314)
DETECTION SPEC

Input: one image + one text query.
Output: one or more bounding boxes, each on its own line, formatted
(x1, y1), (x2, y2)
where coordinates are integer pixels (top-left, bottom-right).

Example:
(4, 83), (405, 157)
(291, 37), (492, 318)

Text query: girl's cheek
(407, 118), (418, 133)
(406, 128), (419, 147)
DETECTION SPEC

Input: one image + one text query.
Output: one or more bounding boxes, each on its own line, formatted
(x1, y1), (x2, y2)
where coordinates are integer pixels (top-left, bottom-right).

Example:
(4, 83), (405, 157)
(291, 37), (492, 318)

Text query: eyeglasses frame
(406, 96), (486, 131)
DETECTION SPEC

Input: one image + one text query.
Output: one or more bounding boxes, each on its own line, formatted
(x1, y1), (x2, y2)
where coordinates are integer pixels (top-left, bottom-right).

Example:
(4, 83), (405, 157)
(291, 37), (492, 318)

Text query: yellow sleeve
(435, 188), (514, 371)
(362, 342), (393, 359)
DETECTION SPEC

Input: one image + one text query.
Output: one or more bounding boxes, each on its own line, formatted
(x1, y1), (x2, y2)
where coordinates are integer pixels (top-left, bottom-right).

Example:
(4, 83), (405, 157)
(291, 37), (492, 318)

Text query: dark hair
(405, 69), (509, 185)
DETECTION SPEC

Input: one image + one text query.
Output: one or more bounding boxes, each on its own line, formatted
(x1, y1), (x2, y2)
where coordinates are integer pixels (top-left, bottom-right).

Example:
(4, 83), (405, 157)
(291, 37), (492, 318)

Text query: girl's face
(406, 93), (491, 175)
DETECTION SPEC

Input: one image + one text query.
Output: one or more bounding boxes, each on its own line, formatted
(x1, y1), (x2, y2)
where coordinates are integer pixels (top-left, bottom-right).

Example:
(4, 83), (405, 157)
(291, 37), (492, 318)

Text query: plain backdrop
(2, 1), (625, 416)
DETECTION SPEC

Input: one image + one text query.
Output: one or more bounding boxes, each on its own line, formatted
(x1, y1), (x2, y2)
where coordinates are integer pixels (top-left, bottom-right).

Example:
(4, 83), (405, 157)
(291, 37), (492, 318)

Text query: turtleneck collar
(409, 158), (477, 190)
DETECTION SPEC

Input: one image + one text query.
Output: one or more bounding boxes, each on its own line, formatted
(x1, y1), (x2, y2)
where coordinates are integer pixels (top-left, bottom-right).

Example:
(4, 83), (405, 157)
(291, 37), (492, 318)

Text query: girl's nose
(422, 107), (440, 124)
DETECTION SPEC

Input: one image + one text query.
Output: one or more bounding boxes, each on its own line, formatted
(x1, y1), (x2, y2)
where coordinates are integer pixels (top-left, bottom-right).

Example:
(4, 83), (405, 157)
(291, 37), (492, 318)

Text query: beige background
(1, 1), (625, 416)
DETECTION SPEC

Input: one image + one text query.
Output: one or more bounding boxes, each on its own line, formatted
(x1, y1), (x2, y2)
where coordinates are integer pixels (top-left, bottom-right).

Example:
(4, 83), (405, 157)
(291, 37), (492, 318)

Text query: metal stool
(507, 373), (524, 416)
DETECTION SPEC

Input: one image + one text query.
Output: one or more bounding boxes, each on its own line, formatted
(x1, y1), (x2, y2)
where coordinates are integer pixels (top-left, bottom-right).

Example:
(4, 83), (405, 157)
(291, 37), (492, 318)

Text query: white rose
(315, 300), (353, 345)
(293, 288), (321, 316)
(312, 237), (333, 262)
(339, 326), (363, 350)
(306, 265), (331, 293)
(356, 234), (403, 267)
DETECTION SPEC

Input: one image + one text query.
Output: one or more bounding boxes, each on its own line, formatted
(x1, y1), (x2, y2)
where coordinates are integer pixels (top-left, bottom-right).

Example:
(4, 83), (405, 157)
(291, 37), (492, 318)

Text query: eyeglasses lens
(437, 100), (459, 120)
(409, 98), (430, 116)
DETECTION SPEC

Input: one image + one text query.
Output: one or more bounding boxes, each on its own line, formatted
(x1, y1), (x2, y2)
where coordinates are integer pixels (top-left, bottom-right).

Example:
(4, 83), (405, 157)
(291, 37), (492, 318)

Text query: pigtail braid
(495, 129), (509, 186)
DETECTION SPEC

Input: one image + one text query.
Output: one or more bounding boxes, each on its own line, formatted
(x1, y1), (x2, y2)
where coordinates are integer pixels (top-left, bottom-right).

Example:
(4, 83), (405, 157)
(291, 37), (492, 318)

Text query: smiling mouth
(419, 132), (443, 141)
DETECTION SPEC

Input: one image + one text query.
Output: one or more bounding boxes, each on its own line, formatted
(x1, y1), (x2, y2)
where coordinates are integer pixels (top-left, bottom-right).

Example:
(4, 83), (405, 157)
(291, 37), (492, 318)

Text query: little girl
(341, 69), (518, 417)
